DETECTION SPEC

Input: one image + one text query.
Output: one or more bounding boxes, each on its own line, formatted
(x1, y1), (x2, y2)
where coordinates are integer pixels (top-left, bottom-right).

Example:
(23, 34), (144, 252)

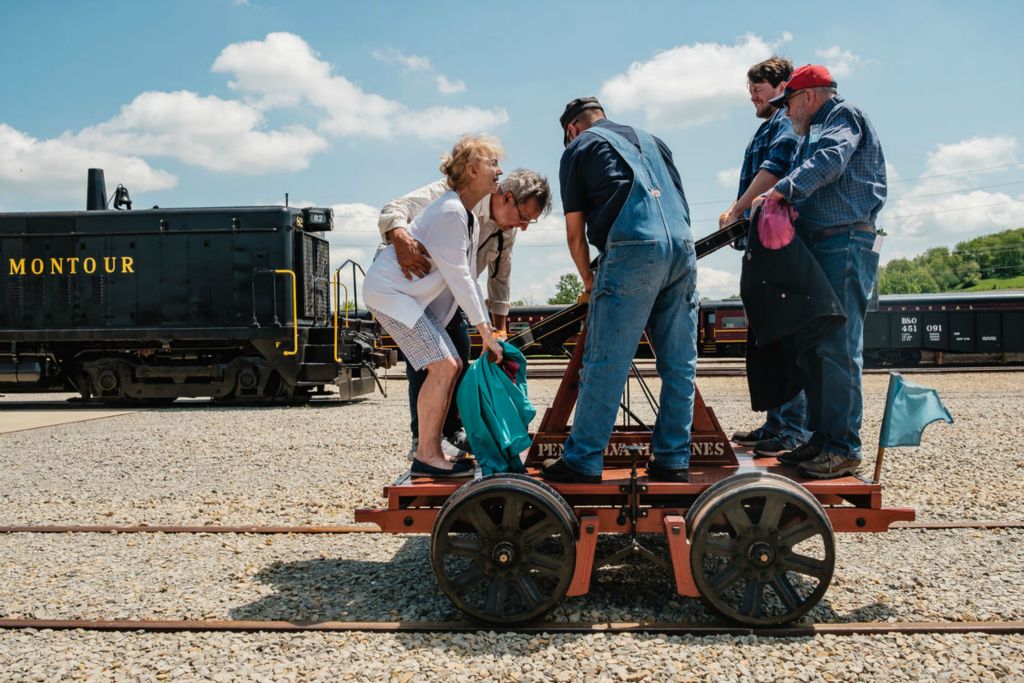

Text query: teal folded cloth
(455, 341), (536, 475)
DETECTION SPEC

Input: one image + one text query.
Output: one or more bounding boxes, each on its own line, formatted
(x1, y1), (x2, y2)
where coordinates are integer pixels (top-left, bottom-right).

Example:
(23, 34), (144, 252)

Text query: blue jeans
(803, 231), (879, 459)
(563, 237), (699, 476)
(763, 392), (810, 446)
(407, 309), (470, 439)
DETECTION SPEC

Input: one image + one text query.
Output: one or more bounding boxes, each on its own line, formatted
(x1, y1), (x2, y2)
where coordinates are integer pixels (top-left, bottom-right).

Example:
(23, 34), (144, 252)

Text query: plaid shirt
(738, 107), (799, 201)
(775, 96), (887, 232)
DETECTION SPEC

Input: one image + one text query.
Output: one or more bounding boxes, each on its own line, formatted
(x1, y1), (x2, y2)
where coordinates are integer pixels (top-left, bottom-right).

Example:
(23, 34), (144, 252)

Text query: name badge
(808, 124), (823, 144)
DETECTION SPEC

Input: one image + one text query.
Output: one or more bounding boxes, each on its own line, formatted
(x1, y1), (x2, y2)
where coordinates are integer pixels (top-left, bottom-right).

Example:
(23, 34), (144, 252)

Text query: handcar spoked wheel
(430, 474), (577, 626)
(688, 472), (835, 625)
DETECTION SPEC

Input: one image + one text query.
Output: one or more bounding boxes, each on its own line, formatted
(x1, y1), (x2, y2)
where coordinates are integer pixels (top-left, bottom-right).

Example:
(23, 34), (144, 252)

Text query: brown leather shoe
(798, 452), (861, 479)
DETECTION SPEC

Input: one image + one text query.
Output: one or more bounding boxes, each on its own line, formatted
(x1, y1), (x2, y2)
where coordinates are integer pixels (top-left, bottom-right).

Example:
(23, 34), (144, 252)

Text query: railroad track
(382, 363), (1024, 380)
(1, 520), (1021, 535)
(0, 617), (1020, 637)
(2, 522), (1020, 638)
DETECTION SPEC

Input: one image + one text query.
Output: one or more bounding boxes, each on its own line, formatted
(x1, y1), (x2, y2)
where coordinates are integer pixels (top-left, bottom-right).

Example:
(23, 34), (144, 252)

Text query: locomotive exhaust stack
(86, 168), (106, 211)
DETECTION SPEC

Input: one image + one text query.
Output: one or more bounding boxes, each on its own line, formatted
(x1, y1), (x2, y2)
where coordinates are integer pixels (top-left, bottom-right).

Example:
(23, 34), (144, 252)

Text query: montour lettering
(8, 256), (136, 276)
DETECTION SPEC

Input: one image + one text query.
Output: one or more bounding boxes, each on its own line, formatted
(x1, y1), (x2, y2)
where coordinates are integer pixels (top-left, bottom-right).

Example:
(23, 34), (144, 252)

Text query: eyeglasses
(783, 89), (808, 110)
(514, 200), (538, 225)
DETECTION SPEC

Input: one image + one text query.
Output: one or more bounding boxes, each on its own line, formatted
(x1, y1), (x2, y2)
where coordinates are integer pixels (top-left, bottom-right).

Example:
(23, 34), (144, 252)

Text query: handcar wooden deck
(355, 222), (915, 626)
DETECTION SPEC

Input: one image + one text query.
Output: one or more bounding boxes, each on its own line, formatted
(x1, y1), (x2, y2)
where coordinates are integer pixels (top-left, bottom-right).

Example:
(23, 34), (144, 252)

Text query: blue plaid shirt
(775, 96), (887, 232)
(738, 107), (799, 201)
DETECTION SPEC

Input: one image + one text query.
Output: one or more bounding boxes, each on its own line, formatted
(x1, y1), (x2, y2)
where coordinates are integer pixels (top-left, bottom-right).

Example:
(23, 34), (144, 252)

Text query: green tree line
(878, 227), (1024, 294)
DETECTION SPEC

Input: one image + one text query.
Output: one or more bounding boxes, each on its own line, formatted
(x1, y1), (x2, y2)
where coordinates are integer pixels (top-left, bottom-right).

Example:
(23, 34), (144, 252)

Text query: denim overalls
(562, 126), (699, 476)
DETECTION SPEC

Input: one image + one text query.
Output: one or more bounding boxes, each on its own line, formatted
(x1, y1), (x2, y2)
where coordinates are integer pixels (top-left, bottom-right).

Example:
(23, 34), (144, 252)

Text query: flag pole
(872, 445), (886, 484)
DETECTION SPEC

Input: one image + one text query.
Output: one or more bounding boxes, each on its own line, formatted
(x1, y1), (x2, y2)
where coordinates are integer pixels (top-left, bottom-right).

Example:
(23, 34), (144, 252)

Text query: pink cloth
(757, 195), (798, 250)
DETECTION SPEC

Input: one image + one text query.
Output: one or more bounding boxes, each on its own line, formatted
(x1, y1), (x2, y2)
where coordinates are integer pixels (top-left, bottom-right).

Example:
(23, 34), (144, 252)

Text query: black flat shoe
(410, 458), (474, 478)
(646, 461), (689, 483)
(539, 457), (601, 484)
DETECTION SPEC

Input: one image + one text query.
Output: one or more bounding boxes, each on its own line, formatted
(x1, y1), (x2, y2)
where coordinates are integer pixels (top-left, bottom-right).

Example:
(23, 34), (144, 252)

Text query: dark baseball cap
(768, 64), (837, 108)
(559, 96), (603, 146)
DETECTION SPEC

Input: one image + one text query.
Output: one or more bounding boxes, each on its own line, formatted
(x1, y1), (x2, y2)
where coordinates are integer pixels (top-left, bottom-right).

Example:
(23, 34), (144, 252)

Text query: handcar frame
(355, 222), (915, 626)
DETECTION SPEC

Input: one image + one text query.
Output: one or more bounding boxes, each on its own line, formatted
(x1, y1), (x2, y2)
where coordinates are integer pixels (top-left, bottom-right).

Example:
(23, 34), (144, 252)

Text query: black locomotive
(0, 169), (394, 403)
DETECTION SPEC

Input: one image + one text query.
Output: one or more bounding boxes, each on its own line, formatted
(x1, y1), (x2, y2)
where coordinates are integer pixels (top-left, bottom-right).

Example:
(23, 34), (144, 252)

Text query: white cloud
(395, 106), (509, 140)
(697, 266), (741, 299)
(815, 46), (864, 79)
(329, 201), (380, 232)
(0, 32), (511, 201)
(212, 33), (503, 137)
(716, 167), (740, 189)
(879, 136), (1024, 252)
(0, 123), (177, 199)
(600, 32), (793, 129)
(74, 91), (328, 173)
(923, 135), (1017, 177)
(373, 47), (468, 96)
(371, 48), (432, 73)
(435, 75), (467, 95)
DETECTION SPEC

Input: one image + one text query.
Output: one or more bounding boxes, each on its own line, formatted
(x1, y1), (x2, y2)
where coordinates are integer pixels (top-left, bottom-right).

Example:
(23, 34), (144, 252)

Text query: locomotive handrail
(274, 269), (299, 357)
(334, 260), (367, 312)
(333, 274), (350, 364)
(249, 268), (299, 356)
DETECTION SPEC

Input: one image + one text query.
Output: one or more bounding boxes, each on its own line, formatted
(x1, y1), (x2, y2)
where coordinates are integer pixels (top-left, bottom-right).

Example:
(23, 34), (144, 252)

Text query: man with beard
(721, 56), (811, 459)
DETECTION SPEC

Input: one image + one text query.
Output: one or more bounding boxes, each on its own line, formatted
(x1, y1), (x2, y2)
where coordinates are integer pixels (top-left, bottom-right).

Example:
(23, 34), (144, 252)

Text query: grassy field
(960, 275), (1024, 291)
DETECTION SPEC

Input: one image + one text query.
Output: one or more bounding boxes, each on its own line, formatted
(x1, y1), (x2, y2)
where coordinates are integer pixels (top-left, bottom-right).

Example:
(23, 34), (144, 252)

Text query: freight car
(456, 292), (1024, 366)
(700, 292), (1024, 366)
(0, 169), (394, 403)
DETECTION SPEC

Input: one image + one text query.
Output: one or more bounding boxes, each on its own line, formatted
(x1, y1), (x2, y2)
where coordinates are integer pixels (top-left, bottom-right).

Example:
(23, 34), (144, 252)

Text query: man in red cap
(757, 64), (887, 479)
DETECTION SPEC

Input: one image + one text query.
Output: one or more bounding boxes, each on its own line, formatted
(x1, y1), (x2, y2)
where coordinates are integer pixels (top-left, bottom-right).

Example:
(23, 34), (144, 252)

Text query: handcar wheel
(688, 474), (835, 625)
(431, 474), (577, 626)
(685, 471), (768, 532)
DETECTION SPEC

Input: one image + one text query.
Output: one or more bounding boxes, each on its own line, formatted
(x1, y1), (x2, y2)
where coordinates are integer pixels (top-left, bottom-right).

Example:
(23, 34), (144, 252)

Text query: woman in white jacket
(364, 135), (505, 477)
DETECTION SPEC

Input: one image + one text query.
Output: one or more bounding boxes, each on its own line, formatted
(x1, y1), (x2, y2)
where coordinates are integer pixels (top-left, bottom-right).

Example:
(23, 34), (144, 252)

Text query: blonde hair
(439, 134), (505, 191)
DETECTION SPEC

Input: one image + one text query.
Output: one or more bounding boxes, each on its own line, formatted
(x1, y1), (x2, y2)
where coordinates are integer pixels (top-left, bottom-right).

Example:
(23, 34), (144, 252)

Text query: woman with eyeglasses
(364, 135), (508, 477)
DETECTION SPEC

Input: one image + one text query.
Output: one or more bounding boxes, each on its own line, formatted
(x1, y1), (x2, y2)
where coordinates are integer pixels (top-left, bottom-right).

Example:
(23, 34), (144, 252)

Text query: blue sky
(2, 0), (1023, 300)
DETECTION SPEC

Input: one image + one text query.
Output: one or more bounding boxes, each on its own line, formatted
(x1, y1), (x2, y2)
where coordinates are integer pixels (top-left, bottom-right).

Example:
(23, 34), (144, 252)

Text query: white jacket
(364, 191), (489, 329)
(377, 179), (517, 316)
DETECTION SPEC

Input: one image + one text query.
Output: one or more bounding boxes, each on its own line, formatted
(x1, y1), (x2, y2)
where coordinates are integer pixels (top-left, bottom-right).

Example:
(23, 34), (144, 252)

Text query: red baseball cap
(769, 64), (836, 108)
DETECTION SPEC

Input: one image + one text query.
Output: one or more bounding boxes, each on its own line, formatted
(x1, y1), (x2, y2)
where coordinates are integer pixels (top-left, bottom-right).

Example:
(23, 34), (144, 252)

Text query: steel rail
(0, 617), (1021, 637)
(0, 521), (1021, 535)
(383, 364), (1024, 381)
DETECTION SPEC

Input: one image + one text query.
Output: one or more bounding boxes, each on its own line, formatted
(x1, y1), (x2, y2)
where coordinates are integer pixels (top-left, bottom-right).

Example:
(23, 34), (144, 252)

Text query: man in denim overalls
(540, 97), (697, 484)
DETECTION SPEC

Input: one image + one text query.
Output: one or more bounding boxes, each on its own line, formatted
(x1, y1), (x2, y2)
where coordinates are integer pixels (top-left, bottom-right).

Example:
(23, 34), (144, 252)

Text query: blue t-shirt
(559, 119), (687, 253)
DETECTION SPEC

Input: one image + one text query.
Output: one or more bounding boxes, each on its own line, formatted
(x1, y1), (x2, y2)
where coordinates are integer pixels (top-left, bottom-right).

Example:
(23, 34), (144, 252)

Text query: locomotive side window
(721, 315), (747, 329)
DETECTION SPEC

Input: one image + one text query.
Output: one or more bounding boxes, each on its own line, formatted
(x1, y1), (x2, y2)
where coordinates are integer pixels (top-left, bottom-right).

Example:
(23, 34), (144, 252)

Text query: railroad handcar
(358, 245), (915, 627)
(0, 170), (394, 402)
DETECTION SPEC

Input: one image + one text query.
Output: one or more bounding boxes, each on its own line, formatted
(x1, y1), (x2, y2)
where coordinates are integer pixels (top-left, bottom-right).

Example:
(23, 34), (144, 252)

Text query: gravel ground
(1, 630), (1021, 682)
(0, 529), (1022, 624)
(1, 372), (1021, 526)
(1, 372), (1022, 680)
